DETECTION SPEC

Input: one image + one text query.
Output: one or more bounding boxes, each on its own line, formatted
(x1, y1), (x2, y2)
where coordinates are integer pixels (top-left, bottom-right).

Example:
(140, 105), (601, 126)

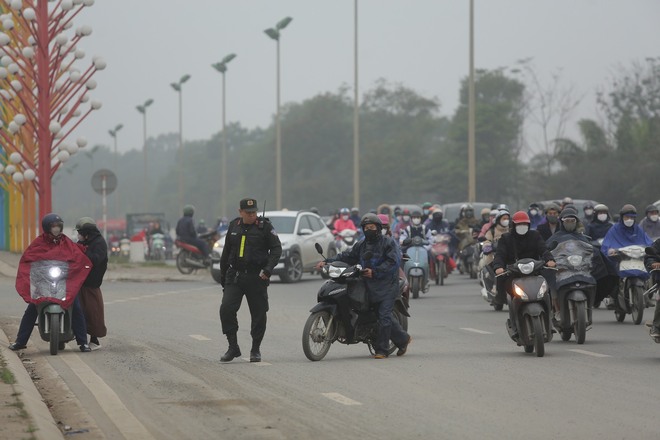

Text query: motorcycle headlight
(518, 262), (535, 275)
(567, 255), (583, 267)
(513, 284), (528, 300)
(48, 267), (62, 280)
(328, 265), (345, 279)
(538, 280), (548, 298)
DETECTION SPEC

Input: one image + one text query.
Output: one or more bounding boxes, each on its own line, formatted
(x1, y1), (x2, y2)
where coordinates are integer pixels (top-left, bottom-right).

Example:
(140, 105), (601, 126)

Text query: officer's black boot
(250, 340), (261, 363)
(220, 334), (241, 362)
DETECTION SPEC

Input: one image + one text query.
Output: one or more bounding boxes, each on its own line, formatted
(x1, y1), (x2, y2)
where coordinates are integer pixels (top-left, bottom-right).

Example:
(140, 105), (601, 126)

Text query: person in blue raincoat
(316, 213), (412, 359)
(601, 204), (653, 272)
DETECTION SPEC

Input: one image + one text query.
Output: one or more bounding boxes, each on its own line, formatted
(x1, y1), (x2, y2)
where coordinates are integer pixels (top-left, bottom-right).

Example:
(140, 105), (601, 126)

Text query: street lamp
(171, 74), (191, 209)
(468, 0), (476, 203)
(108, 123), (123, 218)
(136, 98), (154, 209)
(264, 16), (293, 210)
(212, 54), (237, 218)
(353, 1), (360, 210)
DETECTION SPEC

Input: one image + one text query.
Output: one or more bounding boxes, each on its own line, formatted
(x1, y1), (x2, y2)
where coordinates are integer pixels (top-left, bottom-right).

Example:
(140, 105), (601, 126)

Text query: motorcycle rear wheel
(440, 262), (447, 286)
(176, 250), (194, 275)
(49, 313), (60, 356)
(614, 310), (626, 322)
(302, 311), (334, 361)
(631, 285), (645, 325)
(575, 301), (586, 344)
(434, 261), (440, 285)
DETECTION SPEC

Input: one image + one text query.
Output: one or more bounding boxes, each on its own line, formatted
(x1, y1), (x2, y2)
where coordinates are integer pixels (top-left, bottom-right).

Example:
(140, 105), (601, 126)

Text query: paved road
(1, 274), (659, 439)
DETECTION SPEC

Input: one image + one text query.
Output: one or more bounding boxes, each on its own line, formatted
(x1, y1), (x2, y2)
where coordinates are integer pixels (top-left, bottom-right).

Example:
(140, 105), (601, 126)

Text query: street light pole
(212, 54), (237, 218)
(108, 123), (123, 218)
(353, 0), (360, 210)
(468, 0), (476, 203)
(171, 75), (191, 209)
(265, 16), (293, 210)
(136, 99), (154, 210)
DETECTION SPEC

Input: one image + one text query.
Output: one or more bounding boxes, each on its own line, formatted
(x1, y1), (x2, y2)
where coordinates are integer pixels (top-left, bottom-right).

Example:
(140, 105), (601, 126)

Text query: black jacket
(493, 230), (553, 271)
(536, 222), (560, 241)
(220, 217), (282, 278)
(176, 215), (197, 241)
(79, 230), (108, 287)
(644, 238), (660, 272)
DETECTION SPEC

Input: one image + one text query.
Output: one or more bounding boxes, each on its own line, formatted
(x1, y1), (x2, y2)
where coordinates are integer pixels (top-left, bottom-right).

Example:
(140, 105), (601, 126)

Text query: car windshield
(268, 216), (296, 234)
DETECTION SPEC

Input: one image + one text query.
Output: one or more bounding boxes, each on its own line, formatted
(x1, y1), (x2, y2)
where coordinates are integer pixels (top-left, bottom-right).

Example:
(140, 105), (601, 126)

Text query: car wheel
(279, 252), (303, 283)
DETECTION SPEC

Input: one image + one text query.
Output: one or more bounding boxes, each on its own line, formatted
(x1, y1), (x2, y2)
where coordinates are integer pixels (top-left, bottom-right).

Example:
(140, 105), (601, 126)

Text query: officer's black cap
(240, 198), (259, 212)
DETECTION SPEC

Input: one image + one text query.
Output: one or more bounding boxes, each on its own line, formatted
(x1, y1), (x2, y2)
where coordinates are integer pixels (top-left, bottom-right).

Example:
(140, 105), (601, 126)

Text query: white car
(210, 210), (336, 283)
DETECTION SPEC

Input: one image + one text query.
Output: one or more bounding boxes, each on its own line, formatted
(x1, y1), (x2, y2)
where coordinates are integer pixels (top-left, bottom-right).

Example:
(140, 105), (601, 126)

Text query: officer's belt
(229, 265), (261, 274)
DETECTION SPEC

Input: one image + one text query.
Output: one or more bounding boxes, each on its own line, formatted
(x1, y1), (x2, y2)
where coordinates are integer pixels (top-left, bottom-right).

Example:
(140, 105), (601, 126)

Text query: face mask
(364, 229), (380, 242)
(515, 225), (529, 235)
(650, 215), (659, 222)
(412, 218), (421, 226)
(546, 215), (558, 224)
(563, 222), (577, 232)
(584, 209), (593, 216)
(500, 220), (510, 227)
(623, 219), (635, 228)
(529, 209), (538, 216)
(51, 226), (62, 236)
(423, 209), (430, 215)
(597, 213), (608, 222)
(402, 216), (410, 222)
(341, 215), (349, 221)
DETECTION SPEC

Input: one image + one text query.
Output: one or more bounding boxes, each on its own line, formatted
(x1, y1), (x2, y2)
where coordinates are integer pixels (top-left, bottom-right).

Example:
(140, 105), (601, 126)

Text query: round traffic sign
(91, 169), (117, 195)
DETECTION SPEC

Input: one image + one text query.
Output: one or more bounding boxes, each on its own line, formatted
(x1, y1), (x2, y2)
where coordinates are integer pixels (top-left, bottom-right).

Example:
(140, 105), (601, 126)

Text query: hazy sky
(76, 1), (659, 153)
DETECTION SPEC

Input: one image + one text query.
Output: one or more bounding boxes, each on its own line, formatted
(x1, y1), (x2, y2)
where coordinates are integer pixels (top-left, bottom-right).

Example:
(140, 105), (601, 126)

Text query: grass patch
(0, 354), (16, 385)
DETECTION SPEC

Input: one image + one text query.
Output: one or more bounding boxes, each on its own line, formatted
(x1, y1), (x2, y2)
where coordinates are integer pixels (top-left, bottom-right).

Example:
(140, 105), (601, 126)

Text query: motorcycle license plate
(619, 260), (645, 272)
(212, 262), (221, 270)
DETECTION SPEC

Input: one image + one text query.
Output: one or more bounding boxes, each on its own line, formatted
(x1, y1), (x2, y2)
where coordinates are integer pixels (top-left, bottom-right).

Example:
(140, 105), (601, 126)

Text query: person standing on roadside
(75, 217), (108, 350)
(219, 198), (282, 363)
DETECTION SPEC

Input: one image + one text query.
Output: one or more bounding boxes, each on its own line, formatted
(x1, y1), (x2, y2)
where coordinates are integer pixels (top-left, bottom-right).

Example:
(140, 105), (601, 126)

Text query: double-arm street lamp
(264, 16), (293, 210)
(171, 74), (191, 209)
(136, 98), (154, 209)
(212, 54), (237, 218)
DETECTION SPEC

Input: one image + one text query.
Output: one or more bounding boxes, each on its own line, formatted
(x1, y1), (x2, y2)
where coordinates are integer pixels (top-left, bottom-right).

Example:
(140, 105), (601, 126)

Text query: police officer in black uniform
(219, 198), (282, 362)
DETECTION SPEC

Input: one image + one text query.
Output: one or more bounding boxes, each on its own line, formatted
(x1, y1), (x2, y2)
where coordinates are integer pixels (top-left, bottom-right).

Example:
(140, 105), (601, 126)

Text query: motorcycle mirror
(315, 243), (324, 255)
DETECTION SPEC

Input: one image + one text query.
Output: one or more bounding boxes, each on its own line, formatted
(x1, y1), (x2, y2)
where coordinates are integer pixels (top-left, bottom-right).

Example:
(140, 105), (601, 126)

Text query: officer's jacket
(220, 217), (282, 276)
(330, 235), (400, 303)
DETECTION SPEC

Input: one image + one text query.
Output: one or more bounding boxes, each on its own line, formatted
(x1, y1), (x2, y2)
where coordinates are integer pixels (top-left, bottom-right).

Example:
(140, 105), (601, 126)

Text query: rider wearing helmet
(537, 203), (561, 241)
(527, 202), (544, 230)
(479, 208), (491, 228)
(333, 207), (358, 234)
(9, 214), (93, 352)
(639, 204), (660, 241)
(350, 207), (361, 229)
(421, 202), (433, 222)
(176, 204), (210, 261)
(601, 204), (653, 260)
(493, 211), (556, 337)
(75, 217), (108, 350)
(316, 214), (412, 359)
(582, 202), (596, 226)
(585, 204), (613, 241)
(393, 208), (412, 241)
(399, 210), (433, 252)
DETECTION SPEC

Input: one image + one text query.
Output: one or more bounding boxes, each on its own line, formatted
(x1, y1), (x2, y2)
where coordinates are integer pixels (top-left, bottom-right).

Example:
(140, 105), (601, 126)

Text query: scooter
(610, 245), (648, 325)
(402, 236), (430, 299)
(551, 239), (596, 344)
(302, 244), (409, 361)
(32, 260), (76, 355)
(500, 258), (553, 357)
(430, 232), (452, 286)
(149, 233), (166, 261)
(334, 229), (359, 254)
(478, 242), (504, 310)
(174, 230), (219, 274)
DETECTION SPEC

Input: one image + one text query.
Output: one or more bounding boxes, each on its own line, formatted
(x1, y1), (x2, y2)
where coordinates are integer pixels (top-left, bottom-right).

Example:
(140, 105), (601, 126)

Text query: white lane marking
(189, 334), (211, 341)
(106, 286), (213, 305)
(568, 349), (611, 358)
(322, 392), (362, 406)
(460, 327), (493, 335)
(62, 356), (156, 440)
(241, 358), (272, 366)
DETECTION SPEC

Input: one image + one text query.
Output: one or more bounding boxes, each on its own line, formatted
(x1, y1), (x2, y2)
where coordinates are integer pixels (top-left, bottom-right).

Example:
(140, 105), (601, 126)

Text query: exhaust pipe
(185, 258), (207, 269)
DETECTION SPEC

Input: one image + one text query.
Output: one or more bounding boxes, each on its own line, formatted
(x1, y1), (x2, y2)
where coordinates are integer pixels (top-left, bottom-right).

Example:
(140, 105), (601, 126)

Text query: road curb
(0, 329), (63, 440)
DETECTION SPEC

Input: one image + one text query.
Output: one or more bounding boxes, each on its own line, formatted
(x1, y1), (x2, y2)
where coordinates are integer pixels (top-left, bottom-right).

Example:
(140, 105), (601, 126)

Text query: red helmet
(377, 214), (390, 226)
(511, 211), (530, 224)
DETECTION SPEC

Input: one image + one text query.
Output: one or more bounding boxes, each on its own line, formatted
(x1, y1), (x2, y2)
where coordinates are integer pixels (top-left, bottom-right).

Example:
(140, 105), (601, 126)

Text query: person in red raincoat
(9, 214), (93, 352)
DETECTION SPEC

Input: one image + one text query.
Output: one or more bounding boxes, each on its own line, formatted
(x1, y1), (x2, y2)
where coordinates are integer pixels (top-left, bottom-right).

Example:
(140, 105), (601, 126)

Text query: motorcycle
(302, 244), (409, 361)
(119, 237), (130, 258)
(478, 241), (503, 310)
(174, 230), (219, 274)
(500, 258), (553, 357)
(430, 232), (452, 286)
(610, 245), (648, 325)
(457, 227), (479, 278)
(32, 260), (76, 355)
(334, 229), (359, 254)
(402, 236), (430, 299)
(551, 239), (596, 344)
(109, 239), (121, 257)
(643, 255), (660, 343)
(149, 232), (166, 261)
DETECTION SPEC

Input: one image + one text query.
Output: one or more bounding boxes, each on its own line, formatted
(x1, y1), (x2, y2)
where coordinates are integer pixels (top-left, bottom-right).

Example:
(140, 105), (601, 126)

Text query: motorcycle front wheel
(526, 315), (545, 357)
(176, 250), (194, 275)
(574, 301), (586, 344)
(302, 311), (335, 361)
(631, 285), (645, 325)
(49, 313), (60, 356)
(410, 278), (420, 299)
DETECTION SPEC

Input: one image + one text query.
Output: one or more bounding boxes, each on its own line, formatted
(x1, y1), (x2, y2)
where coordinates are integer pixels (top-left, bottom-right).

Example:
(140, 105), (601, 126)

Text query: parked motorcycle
(334, 229), (359, 254)
(430, 232), (452, 285)
(501, 258), (553, 357)
(32, 260), (76, 355)
(302, 244), (409, 361)
(402, 236), (430, 299)
(610, 245), (648, 325)
(551, 239), (596, 344)
(174, 230), (219, 274)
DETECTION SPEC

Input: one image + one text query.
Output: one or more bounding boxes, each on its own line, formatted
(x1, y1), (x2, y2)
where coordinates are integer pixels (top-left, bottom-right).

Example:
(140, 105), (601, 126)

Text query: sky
(74, 0), (660, 154)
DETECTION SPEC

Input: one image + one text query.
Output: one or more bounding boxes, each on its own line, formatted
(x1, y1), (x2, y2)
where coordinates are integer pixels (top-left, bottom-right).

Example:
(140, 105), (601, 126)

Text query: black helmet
(183, 205), (195, 216)
(619, 204), (637, 216)
(559, 207), (579, 220)
(360, 213), (382, 228)
(645, 204), (658, 214)
(75, 217), (98, 233)
(411, 210), (422, 217)
(41, 213), (63, 233)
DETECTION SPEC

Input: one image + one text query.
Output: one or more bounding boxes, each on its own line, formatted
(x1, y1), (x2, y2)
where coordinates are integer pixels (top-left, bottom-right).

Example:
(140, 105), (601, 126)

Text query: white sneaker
(89, 342), (102, 351)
